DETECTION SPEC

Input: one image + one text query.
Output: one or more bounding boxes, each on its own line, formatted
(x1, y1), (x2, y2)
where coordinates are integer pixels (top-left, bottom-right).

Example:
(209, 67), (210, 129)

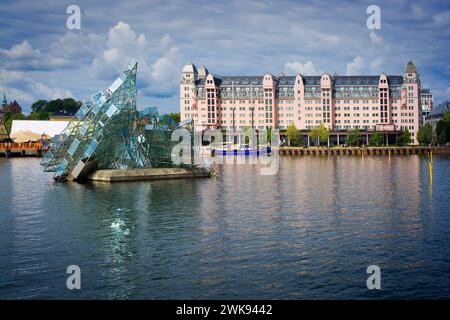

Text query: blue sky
(0, 0), (449, 114)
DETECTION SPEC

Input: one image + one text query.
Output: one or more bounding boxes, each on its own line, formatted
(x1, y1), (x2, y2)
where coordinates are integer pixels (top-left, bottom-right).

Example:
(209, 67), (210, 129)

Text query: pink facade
(180, 61), (422, 144)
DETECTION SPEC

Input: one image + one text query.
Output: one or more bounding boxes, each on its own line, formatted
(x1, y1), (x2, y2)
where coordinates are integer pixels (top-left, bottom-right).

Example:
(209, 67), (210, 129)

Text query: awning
(10, 130), (43, 143)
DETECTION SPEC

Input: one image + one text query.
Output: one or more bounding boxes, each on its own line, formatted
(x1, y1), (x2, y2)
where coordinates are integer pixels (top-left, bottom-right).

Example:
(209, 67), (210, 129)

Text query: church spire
(2, 90), (7, 107)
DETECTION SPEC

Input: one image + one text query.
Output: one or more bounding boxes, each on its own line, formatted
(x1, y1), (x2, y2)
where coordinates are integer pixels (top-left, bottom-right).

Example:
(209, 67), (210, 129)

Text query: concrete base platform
(86, 167), (212, 182)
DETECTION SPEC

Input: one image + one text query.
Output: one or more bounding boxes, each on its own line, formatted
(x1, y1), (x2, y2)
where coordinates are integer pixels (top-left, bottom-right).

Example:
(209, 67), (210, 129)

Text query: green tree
(61, 98), (81, 113)
(310, 123), (329, 146)
(370, 132), (384, 146)
(40, 98), (80, 114)
(443, 111), (450, 123)
(436, 121), (448, 145)
(27, 110), (50, 120)
(4, 112), (26, 133)
(436, 128), (447, 145)
(266, 127), (273, 144)
(396, 129), (411, 146)
(243, 126), (252, 144)
(417, 123), (432, 145)
(346, 128), (362, 146)
(44, 99), (63, 113)
(31, 99), (47, 113)
(286, 123), (303, 146)
(168, 112), (180, 124)
(436, 111), (450, 145)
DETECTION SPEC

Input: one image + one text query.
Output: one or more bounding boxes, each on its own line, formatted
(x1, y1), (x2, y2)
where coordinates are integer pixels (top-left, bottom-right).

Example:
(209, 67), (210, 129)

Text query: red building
(2, 92), (22, 114)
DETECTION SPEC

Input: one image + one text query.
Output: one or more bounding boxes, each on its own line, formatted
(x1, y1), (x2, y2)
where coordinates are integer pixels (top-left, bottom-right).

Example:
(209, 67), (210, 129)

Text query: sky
(0, 0), (449, 114)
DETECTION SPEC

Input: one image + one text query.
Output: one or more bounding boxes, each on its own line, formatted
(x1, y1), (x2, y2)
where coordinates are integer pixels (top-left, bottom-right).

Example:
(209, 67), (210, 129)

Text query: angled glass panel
(76, 103), (89, 120)
(80, 121), (90, 136)
(84, 139), (99, 158)
(105, 104), (118, 118)
(67, 138), (80, 156)
(55, 158), (68, 176)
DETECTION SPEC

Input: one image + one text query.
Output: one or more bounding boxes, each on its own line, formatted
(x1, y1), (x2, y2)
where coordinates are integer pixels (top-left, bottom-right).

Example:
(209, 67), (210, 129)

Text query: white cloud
(148, 47), (181, 95)
(90, 22), (180, 97)
(411, 5), (426, 18)
(0, 40), (37, 59)
(370, 57), (383, 72)
(369, 31), (383, 45)
(0, 40), (71, 70)
(345, 56), (365, 75)
(50, 31), (106, 64)
(283, 61), (320, 75)
(1, 1), (449, 112)
(91, 21), (152, 79)
(433, 10), (450, 25)
(0, 21), (182, 109)
(0, 69), (72, 109)
(290, 25), (342, 50)
(158, 34), (173, 50)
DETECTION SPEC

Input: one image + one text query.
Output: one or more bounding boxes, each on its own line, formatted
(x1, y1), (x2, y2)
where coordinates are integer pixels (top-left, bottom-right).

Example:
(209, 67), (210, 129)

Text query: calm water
(0, 155), (450, 299)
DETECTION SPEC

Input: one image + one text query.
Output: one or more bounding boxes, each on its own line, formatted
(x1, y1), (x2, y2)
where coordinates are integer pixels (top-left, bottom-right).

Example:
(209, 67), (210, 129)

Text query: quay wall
(278, 146), (450, 156)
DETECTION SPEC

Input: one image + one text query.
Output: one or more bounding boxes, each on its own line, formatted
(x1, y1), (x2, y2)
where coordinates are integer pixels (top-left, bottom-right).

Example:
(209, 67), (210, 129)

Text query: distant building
(421, 89), (433, 123)
(4, 100), (22, 114)
(180, 61), (423, 144)
(1, 92), (22, 114)
(49, 110), (76, 121)
(425, 100), (449, 143)
(426, 100), (450, 128)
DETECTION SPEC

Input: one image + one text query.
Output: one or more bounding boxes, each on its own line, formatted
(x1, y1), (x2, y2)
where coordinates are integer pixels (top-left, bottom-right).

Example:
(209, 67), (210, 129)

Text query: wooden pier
(0, 142), (43, 157)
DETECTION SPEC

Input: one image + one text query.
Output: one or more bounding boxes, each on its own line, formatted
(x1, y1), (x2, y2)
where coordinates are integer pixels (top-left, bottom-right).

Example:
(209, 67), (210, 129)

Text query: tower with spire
(2, 90), (8, 110)
(0, 91), (9, 140)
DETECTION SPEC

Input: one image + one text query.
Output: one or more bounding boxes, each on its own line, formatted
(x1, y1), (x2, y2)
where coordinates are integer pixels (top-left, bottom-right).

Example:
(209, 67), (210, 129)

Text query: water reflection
(1, 156), (450, 299)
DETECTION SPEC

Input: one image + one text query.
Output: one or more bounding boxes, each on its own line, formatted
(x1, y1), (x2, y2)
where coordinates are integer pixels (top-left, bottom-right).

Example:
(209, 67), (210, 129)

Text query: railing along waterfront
(278, 146), (450, 156)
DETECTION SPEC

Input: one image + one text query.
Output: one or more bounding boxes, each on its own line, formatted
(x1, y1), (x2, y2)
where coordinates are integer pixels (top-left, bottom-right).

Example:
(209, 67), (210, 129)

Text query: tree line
(30, 98), (82, 118)
(417, 111), (450, 145)
(2, 98), (82, 133)
(285, 123), (413, 147)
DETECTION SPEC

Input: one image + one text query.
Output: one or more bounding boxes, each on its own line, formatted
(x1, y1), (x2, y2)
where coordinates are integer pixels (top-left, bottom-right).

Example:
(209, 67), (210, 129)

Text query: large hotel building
(180, 61), (422, 144)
